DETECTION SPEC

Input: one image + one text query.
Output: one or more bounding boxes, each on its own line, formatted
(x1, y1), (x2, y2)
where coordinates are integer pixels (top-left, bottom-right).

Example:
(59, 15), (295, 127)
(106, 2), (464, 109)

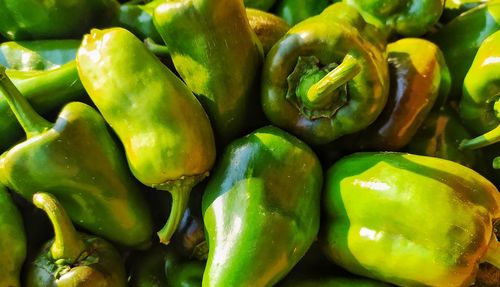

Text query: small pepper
(274, 0), (331, 26)
(202, 126), (322, 286)
(25, 192), (127, 287)
(246, 8), (290, 54)
(0, 185), (26, 287)
(0, 65), (154, 248)
(322, 152), (500, 286)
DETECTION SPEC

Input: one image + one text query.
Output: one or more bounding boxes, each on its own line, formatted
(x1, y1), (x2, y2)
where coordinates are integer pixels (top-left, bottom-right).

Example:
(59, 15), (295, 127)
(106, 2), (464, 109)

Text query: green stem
(0, 65), (51, 138)
(33, 192), (86, 264)
(144, 38), (170, 58)
(483, 237), (500, 269)
(459, 124), (500, 150)
(304, 54), (360, 110)
(157, 185), (191, 245)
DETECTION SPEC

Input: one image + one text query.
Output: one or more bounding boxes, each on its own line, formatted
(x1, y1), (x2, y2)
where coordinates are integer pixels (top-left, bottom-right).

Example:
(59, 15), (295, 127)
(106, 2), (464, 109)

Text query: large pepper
(344, 0), (444, 36)
(0, 66), (153, 248)
(246, 8), (290, 55)
(0, 39), (80, 71)
(427, 2), (500, 99)
(0, 61), (86, 152)
(112, 0), (163, 43)
(26, 192), (127, 287)
(153, 0), (264, 144)
(274, 0), (331, 26)
(77, 27), (216, 244)
(0, 185), (26, 287)
(322, 152), (500, 286)
(0, 0), (120, 40)
(342, 37), (450, 151)
(202, 126), (322, 286)
(261, 2), (389, 145)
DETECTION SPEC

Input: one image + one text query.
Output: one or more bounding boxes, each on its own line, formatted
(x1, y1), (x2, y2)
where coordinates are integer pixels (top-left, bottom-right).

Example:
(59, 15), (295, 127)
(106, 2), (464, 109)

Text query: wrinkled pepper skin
(345, 38), (450, 151)
(345, 0), (444, 36)
(77, 28), (216, 244)
(0, 0), (120, 40)
(427, 2), (500, 99)
(322, 152), (500, 286)
(261, 2), (389, 145)
(244, 0), (277, 11)
(0, 40), (80, 71)
(246, 8), (290, 55)
(0, 66), (153, 248)
(112, 0), (163, 43)
(274, 0), (331, 26)
(202, 126), (322, 287)
(26, 193), (127, 287)
(0, 61), (85, 152)
(0, 185), (26, 287)
(153, 0), (264, 144)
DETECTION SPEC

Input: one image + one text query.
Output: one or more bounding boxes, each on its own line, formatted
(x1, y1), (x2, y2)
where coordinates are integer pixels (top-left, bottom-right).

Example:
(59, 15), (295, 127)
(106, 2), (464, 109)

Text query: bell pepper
(322, 152), (500, 286)
(246, 8), (290, 54)
(244, 0), (277, 11)
(112, 0), (163, 43)
(274, 0), (331, 26)
(77, 27), (216, 244)
(0, 65), (154, 248)
(25, 192), (127, 287)
(344, 0), (445, 36)
(0, 39), (80, 71)
(175, 207), (208, 260)
(153, 0), (264, 144)
(0, 185), (26, 287)
(441, 0), (483, 23)
(261, 2), (389, 145)
(427, 2), (500, 99)
(0, 0), (120, 40)
(164, 247), (205, 287)
(280, 277), (391, 287)
(202, 126), (322, 286)
(343, 37), (450, 151)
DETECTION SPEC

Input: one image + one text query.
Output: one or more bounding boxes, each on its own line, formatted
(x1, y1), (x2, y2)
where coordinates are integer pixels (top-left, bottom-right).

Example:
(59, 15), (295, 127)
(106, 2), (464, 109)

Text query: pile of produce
(0, 0), (499, 286)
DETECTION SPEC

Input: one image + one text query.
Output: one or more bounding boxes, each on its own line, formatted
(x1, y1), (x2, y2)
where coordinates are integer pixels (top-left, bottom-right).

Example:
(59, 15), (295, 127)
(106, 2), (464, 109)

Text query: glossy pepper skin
(427, 2), (500, 99)
(0, 66), (153, 248)
(0, 185), (26, 287)
(0, 0), (119, 40)
(345, 38), (450, 151)
(345, 0), (444, 36)
(202, 126), (322, 287)
(77, 28), (216, 244)
(153, 0), (264, 144)
(244, 0), (277, 11)
(0, 40), (80, 71)
(0, 61), (85, 152)
(112, 0), (163, 43)
(261, 2), (389, 145)
(322, 152), (500, 286)
(26, 193), (127, 287)
(274, 0), (331, 26)
(246, 8), (290, 55)
(441, 0), (482, 23)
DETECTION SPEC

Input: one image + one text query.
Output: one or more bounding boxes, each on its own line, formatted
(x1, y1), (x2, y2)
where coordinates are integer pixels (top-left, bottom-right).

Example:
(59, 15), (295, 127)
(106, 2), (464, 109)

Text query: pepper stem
(33, 192), (86, 264)
(483, 236), (500, 269)
(303, 54), (360, 111)
(0, 65), (51, 138)
(459, 124), (500, 150)
(144, 38), (170, 57)
(157, 185), (191, 245)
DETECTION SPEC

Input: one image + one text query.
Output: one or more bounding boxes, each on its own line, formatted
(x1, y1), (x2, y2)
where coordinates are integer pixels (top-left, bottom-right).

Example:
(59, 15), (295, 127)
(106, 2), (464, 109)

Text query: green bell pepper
(0, 0), (120, 40)
(280, 277), (391, 287)
(0, 185), (26, 287)
(427, 2), (500, 99)
(112, 0), (163, 43)
(153, 0), (264, 144)
(246, 8), (290, 54)
(0, 39), (80, 71)
(261, 2), (389, 145)
(244, 0), (277, 11)
(77, 27), (216, 244)
(441, 0), (484, 23)
(26, 192), (127, 287)
(344, 0), (445, 36)
(164, 247), (205, 287)
(202, 126), (322, 286)
(274, 0), (331, 26)
(322, 152), (500, 286)
(0, 66), (154, 248)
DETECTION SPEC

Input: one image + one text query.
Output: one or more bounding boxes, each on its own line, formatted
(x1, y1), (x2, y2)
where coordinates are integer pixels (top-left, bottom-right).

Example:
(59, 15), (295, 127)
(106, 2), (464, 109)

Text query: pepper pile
(0, 0), (499, 286)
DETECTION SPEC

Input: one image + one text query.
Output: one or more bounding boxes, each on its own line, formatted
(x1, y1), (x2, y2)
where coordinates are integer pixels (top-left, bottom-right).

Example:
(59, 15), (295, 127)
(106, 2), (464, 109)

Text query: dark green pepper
(274, 0), (331, 26)
(280, 277), (391, 287)
(246, 8), (290, 54)
(322, 152), (500, 286)
(441, 0), (484, 23)
(261, 2), (389, 145)
(153, 0), (264, 144)
(164, 247), (204, 287)
(77, 27), (216, 244)
(0, 40), (80, 71)
(112, 0), (163, 43)
(202, 126), (322, 286)
(0, 0), (120, 40)
(0, 185), (26, 287)
(427, 2), (500, 99)
(244, 0), (277, 11)
(128, 244), (169, 287)
(344, 0), (444, 36)
(0, 65), (154, 248)
(26, 192), (127, 287)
